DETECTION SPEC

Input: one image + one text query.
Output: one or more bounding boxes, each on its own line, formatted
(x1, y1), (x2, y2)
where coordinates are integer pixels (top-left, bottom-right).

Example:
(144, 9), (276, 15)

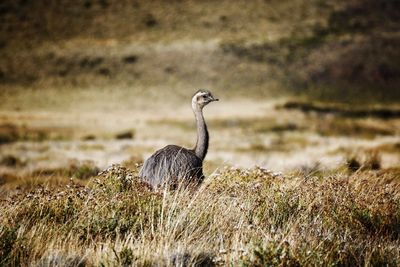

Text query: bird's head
(192, 89), (219, 110)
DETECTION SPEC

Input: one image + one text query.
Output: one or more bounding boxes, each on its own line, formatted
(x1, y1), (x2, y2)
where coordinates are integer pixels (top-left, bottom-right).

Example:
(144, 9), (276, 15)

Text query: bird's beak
(211, 97), (219, 102)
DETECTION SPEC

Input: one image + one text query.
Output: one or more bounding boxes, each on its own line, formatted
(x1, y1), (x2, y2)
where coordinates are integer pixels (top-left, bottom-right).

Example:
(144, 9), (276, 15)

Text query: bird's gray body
(139, 145), (204, 188)
(139, 90), (218, 189)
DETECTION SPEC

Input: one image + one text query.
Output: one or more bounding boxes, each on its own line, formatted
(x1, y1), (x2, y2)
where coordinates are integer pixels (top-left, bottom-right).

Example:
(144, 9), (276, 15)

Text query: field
(1, 165), (400, 266)
(1, 0), (400, 266)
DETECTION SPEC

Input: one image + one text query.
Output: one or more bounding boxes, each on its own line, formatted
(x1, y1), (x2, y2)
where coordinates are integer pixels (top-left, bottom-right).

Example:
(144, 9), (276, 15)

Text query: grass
(314, 117), (396, 138)
(1, 2), (400, 265)
(0, 123), (74, 144)
(29, 161), (100, 180)
(2, 0), (399, 105)
(151, 110), (399, 139)
(281, 100), (400, 119)
(1, 165), (400, 266)
(236, 135), (309, 153)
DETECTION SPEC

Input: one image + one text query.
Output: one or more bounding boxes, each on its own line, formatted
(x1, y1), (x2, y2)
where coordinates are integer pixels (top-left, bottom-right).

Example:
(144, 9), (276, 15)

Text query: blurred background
(0, 0), (399, 183)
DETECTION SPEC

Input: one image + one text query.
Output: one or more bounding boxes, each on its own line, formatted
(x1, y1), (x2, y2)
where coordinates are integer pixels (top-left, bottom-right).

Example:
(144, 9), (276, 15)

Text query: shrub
(1, 166), (399, 266)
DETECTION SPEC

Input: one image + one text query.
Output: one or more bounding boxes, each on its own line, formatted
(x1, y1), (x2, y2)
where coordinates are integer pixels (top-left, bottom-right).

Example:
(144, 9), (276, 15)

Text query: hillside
(1, 0), (399, 102)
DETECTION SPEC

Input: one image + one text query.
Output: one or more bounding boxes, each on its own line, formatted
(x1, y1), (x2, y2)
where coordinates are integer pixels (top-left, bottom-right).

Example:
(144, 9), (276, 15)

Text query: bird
(139, 89), (219, 189)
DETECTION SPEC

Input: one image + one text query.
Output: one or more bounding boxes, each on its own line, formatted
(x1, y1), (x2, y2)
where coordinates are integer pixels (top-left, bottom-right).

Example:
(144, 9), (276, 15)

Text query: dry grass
(2, 0), (399, 105)
(1, 165), (400, 266)
(0, 123), (75, 144)
(1, 2), (399, 264)
(0, 160), (99, 199)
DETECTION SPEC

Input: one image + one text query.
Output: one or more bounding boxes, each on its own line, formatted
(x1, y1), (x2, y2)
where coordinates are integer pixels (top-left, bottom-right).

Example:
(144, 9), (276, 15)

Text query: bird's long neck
(193, 106), (209, 160)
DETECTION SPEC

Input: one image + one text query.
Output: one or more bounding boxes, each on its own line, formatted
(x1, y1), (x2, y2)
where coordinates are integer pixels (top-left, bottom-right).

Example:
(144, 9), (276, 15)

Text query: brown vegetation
(1, 0), (399, 102)
(1, 166), (400, 266)
(0, 1), (399, 265)
(281, 101), (400, 119)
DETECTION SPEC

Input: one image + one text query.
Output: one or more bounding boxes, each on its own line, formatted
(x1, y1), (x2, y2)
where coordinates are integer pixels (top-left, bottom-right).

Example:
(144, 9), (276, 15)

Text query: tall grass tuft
(1, 165), (399, 266)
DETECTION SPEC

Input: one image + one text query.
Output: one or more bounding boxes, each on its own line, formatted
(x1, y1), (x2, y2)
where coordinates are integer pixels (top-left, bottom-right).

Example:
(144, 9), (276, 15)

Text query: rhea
(139, 90), (219, 188)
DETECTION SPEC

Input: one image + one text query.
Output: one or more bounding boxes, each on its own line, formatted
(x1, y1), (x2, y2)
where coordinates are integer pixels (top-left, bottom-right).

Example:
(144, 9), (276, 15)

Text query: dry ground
(1, 94), (399, 178)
